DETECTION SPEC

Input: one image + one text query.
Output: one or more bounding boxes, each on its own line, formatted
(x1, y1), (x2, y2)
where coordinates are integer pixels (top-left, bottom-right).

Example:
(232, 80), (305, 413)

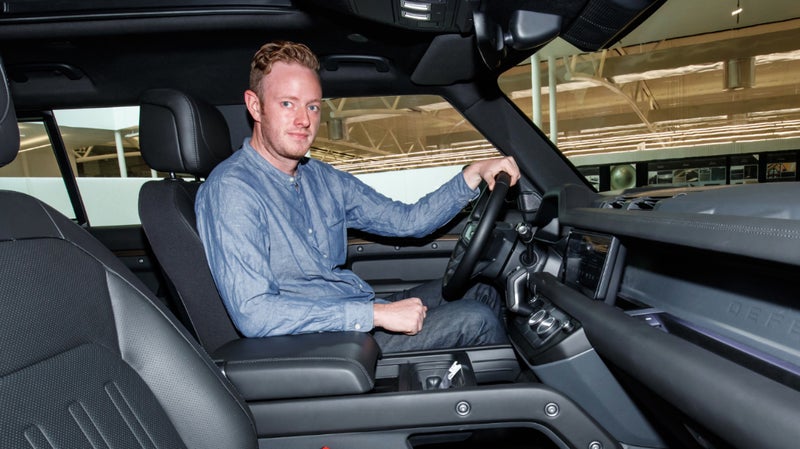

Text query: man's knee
(462, 283), (502, 314)
(453, 300), (507, 346)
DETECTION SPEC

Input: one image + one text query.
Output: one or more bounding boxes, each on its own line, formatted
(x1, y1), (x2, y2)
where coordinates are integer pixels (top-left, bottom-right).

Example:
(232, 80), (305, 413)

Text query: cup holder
(408, 353), (476, 391)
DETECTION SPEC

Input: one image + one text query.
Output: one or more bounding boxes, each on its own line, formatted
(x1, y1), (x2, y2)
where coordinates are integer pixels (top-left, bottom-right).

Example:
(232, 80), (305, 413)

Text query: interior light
(731, 0), (742, 23)
(402, 1), (431, 12)
(18, 143), (53, 154)
(401, 10), (430, 21)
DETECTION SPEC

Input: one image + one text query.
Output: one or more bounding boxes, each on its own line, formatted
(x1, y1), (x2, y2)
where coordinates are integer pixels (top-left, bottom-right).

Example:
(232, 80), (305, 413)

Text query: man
(196, 41), (521, 352)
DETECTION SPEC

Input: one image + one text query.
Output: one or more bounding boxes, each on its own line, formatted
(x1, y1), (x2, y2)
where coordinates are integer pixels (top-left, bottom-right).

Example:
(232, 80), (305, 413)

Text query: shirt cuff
(455, 171), (481, 201)
(343, 299), (374, 332)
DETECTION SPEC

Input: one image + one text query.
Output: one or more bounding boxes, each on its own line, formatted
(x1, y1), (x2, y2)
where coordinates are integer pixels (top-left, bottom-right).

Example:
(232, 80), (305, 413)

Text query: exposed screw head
(544, 402), (559, 417)
(588, 441), (603, 449)
(455, 401), (471, 416)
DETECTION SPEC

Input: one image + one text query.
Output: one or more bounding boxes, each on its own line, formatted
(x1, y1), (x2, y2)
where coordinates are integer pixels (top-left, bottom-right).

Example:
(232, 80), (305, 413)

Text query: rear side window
(0, 120), (75, 218)
(55, 107), (151, 226)
(0, 107), (152, 226)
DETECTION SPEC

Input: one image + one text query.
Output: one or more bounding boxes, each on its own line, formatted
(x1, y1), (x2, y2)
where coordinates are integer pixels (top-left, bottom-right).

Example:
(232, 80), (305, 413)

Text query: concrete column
(548, 55), (558, 145)
(114, 130), (128, 178)
(531, 53), (542, 128)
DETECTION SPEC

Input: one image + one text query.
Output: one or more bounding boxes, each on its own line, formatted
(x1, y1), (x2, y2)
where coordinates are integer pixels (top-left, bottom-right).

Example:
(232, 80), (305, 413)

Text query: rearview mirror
(506, 10), (562, 51)
(474, 10), (562, 69)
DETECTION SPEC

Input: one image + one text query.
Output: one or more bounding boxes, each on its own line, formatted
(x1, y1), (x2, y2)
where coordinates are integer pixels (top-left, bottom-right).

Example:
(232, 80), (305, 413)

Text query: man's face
(248, 61), (322, 170)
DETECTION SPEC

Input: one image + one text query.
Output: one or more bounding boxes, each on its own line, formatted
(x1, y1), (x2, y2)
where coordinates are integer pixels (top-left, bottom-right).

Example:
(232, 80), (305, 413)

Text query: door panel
(347, 214), (467, 296)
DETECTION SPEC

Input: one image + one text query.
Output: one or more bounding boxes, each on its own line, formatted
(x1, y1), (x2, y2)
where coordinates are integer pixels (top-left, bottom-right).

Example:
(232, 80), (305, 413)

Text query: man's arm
(338, 156), (520, 240)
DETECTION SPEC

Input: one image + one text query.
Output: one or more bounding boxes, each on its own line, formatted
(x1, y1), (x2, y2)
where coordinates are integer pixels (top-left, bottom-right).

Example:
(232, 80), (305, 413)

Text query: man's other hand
(373, 298), (427, 335)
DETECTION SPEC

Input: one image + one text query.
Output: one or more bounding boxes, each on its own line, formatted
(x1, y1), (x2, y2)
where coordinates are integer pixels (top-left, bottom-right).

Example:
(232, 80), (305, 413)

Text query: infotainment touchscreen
(562, 231), (619, 300)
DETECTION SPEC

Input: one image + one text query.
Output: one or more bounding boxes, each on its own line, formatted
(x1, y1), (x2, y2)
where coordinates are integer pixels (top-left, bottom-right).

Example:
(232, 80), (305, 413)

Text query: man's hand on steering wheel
(462, 156), (521, 191)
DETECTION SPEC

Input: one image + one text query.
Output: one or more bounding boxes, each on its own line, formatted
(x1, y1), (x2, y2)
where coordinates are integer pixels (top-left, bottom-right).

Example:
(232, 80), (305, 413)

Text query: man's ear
(244, 90), (261, 122)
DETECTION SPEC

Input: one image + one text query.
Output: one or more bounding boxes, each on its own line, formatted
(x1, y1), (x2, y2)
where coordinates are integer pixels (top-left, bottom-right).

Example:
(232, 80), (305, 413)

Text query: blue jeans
(372, 280), (508, 353)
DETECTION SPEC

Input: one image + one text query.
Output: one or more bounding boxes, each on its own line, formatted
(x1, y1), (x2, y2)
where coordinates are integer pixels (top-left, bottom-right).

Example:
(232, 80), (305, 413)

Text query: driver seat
(0, 59), (257, 448)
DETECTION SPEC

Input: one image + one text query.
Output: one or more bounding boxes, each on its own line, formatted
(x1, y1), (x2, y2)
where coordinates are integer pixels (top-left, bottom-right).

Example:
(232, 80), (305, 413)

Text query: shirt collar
(242, 137), (308, 190)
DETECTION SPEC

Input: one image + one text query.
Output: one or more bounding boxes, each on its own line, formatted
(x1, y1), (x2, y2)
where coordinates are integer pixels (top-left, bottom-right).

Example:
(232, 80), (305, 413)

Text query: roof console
(302, 0), (480, 33)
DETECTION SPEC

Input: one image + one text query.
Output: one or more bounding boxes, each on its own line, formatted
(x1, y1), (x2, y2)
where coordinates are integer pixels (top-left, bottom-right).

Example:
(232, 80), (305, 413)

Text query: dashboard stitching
(569, 210), (800, 240)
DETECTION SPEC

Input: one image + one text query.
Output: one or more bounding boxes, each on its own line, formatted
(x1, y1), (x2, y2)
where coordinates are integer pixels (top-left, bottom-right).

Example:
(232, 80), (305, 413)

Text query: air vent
(602, 196), (663, 210)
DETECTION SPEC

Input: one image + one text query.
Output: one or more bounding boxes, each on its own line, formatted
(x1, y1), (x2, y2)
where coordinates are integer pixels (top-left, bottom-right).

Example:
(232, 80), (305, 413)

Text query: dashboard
(501, 181), (800, 449)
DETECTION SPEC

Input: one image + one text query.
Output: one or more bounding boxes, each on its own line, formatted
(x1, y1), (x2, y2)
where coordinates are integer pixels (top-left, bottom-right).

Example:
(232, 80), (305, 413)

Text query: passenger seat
(0, 60), (258, 449)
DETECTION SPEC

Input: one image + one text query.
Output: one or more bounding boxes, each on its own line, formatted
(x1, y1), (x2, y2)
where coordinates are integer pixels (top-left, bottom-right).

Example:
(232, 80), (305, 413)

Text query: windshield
(498, 13), (800, 191)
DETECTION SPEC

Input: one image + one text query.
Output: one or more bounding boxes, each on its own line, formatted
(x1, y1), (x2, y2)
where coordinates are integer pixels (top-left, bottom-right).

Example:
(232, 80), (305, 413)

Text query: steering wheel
(442, 172), (511, 300)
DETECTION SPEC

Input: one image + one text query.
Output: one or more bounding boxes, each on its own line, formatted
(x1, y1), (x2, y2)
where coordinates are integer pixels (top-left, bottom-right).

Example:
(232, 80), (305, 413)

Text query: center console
(503, 229), (665, 448)
(208, 225), (652, 449)
(508, 229), (625, 364)
(211, 329), (621, 449)
(212, 332), (519, 400)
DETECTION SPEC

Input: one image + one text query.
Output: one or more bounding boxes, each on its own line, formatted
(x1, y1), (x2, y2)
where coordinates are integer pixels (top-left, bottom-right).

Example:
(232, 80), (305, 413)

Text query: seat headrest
(0, 58), (20, 168)
(139, 89), (232, 178)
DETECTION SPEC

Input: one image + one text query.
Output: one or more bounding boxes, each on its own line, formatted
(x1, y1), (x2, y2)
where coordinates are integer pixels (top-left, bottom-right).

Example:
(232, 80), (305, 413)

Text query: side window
(0, 120), (75, 219)
(3, 97), (493, 226)
(314, 95), (498, 201)
(55, 107), (151, 226)
(0, 107), (151, 226)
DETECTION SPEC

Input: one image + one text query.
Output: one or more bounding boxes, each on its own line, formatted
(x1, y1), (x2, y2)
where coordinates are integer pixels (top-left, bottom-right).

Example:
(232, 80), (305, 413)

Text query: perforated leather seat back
(0, 60), (257, 449)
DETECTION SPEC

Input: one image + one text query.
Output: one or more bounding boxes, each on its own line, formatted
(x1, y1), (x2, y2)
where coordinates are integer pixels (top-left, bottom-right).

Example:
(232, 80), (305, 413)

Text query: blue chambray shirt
(196, 138), (478, 338)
